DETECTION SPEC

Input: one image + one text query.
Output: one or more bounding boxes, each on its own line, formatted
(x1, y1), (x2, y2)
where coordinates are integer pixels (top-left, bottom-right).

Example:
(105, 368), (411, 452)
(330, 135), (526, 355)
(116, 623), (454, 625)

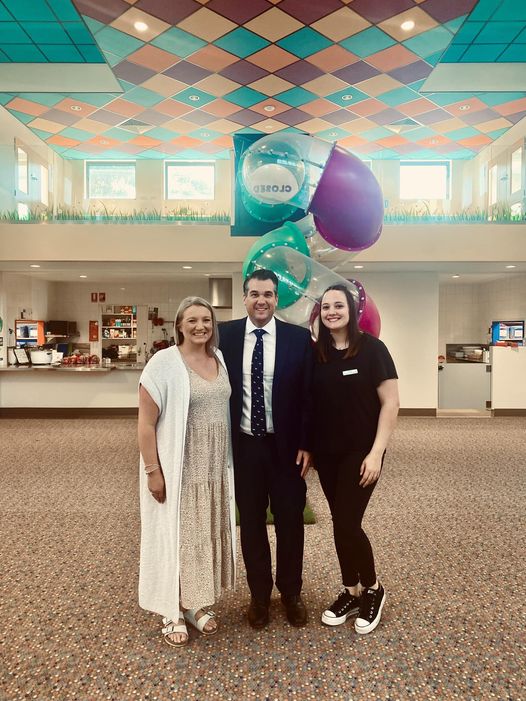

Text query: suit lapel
(232, 318), (247, 388)
(273, 319), (289, 388)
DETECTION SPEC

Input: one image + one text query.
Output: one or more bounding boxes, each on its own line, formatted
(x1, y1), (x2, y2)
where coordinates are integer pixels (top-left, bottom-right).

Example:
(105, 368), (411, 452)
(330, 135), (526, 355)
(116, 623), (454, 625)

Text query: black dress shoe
(247, 598), (269, 629)
(281, 594), (308, 627)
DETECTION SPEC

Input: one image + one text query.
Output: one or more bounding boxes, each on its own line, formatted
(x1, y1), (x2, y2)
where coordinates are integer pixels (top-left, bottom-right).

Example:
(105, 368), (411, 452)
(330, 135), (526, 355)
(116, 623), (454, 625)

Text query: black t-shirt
(312, 333), (398, 454)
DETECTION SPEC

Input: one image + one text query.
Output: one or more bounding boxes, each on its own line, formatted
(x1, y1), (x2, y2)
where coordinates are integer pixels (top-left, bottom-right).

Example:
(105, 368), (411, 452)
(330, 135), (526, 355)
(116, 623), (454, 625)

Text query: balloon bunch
(239, 134), (384, 337)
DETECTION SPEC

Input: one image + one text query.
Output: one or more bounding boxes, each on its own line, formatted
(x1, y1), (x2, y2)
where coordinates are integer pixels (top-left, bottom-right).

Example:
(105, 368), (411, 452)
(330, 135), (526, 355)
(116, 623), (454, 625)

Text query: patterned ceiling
(1, 0), (526, 161)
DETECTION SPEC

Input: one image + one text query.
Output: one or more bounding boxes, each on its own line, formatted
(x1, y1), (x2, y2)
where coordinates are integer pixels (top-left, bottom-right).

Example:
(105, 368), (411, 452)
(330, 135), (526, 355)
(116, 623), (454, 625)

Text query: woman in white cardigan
(138, 297), (236, 647)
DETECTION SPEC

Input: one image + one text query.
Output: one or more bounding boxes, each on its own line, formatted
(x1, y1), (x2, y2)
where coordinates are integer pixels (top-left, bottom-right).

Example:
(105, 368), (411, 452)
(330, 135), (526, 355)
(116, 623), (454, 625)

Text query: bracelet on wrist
(144, 463), (161, 474)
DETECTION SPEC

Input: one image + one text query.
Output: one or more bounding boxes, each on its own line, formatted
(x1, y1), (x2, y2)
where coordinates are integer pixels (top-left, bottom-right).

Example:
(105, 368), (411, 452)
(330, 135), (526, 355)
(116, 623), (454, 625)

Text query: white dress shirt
(241, 316), (276, 435)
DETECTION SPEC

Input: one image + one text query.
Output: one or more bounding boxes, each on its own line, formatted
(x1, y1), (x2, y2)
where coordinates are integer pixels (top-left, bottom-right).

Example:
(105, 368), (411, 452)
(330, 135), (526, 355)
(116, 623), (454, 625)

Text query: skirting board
(492, 409), (526, 416)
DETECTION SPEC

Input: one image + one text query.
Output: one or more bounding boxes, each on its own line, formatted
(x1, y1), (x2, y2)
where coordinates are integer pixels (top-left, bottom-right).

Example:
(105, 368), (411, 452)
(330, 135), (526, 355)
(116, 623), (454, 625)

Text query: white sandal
(183, 609), (218, 636)
(162, 614), (189, 647)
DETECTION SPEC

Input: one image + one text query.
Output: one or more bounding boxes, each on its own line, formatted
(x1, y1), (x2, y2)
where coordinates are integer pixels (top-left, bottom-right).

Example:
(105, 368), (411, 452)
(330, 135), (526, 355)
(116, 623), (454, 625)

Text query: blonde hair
(174, 296), (218, 357)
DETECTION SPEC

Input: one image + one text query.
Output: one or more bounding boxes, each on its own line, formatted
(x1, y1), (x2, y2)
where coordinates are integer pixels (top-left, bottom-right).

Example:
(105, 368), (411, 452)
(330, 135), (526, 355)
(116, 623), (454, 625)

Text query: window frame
(399, 160), (451, 201)
(85, 160), (137, 200)
(164, 160), (215, 201)
(16, 146), (28, 195)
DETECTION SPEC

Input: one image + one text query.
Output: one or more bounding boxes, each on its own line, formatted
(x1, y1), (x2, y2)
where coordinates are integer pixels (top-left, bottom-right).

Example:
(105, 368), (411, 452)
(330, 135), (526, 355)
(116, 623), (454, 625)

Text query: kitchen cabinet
(101, 305), (138, 362)
(14, 320), (45, 347)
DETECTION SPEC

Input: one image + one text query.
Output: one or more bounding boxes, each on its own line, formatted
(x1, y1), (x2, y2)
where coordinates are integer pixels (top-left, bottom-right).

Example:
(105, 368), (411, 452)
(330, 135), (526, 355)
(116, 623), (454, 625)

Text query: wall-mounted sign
(89, 320), (99, 342)
(99, 292), (106, 302)
(91, 292), (98, 302)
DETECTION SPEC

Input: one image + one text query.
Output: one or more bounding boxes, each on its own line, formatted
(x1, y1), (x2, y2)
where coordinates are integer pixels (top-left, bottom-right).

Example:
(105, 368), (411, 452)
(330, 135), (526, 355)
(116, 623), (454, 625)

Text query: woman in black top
(312, 284), (399, 635)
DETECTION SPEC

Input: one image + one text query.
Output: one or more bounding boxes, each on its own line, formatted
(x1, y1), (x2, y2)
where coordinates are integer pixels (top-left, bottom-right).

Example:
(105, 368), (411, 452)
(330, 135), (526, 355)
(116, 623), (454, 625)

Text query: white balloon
(245, 163), (302, 204)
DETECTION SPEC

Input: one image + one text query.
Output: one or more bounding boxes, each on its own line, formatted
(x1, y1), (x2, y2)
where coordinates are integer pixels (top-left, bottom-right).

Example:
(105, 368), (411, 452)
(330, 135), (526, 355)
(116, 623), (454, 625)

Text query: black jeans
(315, 449), (383, 588)
(234, 432), (307, 603)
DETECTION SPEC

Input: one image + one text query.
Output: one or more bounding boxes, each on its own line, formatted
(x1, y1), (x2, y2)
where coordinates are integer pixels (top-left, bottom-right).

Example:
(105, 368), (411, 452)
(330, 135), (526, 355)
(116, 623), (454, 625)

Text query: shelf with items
(15, 320), (45, 347)
(99, 305), (139, 363)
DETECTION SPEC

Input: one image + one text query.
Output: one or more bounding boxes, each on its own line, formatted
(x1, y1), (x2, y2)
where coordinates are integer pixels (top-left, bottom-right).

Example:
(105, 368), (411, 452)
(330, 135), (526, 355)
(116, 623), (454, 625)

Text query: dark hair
(314, 284), (363, 363)
(243, 268), (279, 295)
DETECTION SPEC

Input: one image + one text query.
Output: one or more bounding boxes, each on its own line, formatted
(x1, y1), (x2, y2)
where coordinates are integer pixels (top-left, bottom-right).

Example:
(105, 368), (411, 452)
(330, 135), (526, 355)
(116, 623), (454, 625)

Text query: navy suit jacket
(219, 317), (314, 469)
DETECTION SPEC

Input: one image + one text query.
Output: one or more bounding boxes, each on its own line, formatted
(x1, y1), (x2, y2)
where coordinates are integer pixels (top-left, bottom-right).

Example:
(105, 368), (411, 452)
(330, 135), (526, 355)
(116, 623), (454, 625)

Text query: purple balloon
(309, 146), (383, 252)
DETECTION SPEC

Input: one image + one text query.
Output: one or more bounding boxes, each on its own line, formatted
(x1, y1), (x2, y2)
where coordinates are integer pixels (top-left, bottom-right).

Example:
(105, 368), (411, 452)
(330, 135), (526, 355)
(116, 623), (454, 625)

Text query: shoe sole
(354, 593), (386, 635)
(321, 607), (359, 626)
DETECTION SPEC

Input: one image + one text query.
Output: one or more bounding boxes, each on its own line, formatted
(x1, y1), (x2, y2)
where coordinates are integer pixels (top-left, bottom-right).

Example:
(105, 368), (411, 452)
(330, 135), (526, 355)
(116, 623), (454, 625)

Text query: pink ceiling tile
(493, 97), (526, 117)
(306, 45), (359, 72)
(396, 97), (438, 117)
(337, 135), (368, 148)
(53, 98), (98, 118)
(186, 45), (238, 71)
(46, 135), (81, 147)
(202, 99), (243, 117)
(376, 135), (409, 148)
(6, 98), (49, 117)
(300, 97), (342, 117)
(444, 97), (489, 117)
(250, 99), (291, 116)
(366, 44), (421, 71)
(348, 98), (385, 117)
(126, 45), (180, 72)
(170, 135), (202, 148)
(105, 98), (145, 118)
(155, 99), (193, 118)
(457, 134), (492, 148)
(247, 45), (298, 72)
(129, 135), (163, 147)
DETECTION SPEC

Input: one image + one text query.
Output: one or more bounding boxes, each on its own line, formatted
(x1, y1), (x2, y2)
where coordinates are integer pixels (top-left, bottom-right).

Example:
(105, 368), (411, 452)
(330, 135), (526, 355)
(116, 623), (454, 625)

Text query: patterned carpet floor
(0, 417), (525, 701)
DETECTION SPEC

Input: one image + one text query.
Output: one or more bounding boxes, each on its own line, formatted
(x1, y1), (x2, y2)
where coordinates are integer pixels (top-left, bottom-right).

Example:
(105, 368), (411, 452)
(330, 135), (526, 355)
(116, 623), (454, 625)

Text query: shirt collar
(245, 316), (276, 337)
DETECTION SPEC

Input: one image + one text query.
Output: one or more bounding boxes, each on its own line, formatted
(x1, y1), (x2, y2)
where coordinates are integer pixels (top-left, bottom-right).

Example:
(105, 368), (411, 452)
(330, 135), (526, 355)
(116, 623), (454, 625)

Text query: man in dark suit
(219, 269), (313, 628)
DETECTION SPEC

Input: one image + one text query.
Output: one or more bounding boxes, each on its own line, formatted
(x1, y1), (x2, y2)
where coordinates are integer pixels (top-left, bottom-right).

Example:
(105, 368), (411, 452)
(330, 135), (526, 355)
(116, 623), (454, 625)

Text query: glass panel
(40, 165), (48, 206)
(17, 147), (28, 194)
(399, 161), (450, 200)
(511, 147), (522, 194)
(489, 165), (497, 205)
(87, 161), (136, 199)
(165, 162), (215, 200)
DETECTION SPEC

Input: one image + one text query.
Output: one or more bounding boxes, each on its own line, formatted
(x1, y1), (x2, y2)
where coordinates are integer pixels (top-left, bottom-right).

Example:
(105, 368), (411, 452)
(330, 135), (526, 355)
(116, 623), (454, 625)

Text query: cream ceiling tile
(195, 74), (241, 97)
(244, 8), (303, 42)
(177, 8), (237, 41)
(70, 118), (108, 134)
(294, 118), (333, 133)
(161, 118), (197, 134)
(311, 7), (370, 41)
(248, 75), (294, 96)
(431, 117), (466, 133)
(206, 119), (243, 134)
(110, 8), (170, 41)
(356, 74), (403, 97)
(476, 117), (513, 134)
(379, 7), (438, 42)
(302, 74), (349, 97)
(251, 118), (287, 132)
(341, 117), (377, 133)
(140, 75), (187, 97)
(27, 118), (65, 134)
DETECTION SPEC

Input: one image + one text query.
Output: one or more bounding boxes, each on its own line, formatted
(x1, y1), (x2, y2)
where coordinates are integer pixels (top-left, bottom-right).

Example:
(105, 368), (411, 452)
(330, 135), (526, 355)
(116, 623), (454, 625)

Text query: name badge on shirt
(342, 369), (358, 376)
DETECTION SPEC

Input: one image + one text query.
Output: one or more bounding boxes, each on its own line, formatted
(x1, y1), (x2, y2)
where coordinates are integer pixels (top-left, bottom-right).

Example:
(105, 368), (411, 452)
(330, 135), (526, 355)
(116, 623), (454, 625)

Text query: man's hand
(296, 450), (312, 479)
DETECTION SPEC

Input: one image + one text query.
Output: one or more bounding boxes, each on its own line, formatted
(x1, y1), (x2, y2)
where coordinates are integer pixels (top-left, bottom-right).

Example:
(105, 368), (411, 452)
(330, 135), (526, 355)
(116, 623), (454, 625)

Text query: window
(489, 165), (498, 206)
(86, 161), (136, 199)
(165, 161), (215, 200)
(40, 165), (49, 206)
(17, 147), (28, 194)
(511, 147), (522, 194)
(399, 161), (450, 200)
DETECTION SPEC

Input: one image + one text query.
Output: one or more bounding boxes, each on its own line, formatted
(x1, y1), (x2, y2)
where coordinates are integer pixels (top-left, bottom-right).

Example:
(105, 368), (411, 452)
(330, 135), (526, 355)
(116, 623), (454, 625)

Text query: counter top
(0, 363), (144, 372)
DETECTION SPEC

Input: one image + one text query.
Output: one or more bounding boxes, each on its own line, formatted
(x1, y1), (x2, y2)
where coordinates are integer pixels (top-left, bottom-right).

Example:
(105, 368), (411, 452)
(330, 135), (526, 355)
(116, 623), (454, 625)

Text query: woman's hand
(359, 452), (383, 488)
(148, 469), (166, 503)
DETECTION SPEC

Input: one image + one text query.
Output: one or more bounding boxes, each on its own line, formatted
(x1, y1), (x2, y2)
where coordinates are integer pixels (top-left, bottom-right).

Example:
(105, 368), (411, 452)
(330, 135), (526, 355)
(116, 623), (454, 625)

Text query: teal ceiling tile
(340, 27), (396, 58)
(2, 0), (55, 21)
(478, 21), (525, 44)
(487, 127), (510, 139)
(101, 50), (122, 67)
(95, 26), (143, 59)
(224, 86), (266, 107)
(116, 80), (135, 93)
(0, 49), (9, 62)
(478, 92), (526, 106)
(124, 86), (164, 108)
(31, 128), (54, 140)
(21, 22), (71, 44)
(68, 93), (118, 107)
(0, 93), (14, 104)
(81, 16), (105, 36)
(59, 127), (95, 141)
(451, 21), (484, 44)
(40, 45), (84, 62)
(404, 127), (436, 142)
(446, 127), (481, 140)
(516, 27), (526, 41)
(462, 44), (507, 62)
(377, 86), (419, 107)
(0, 6), (12, 21)
(50, 0), (81, 21)
(77, 45), (105, 63)
(427, 92), (477, 106)
(99, 127), (137, 142)
(8, 109), (34, 124)
(325, 86), (368, 107)
(469, 0), (498, 22)
(277, 27), (331, 59)
(441, 44), (467, 62)
(444, 15), (469, 34)
(407, 149), (442, 159)
(374, 149), (399, 159)
(214, 149), (231, 159)
(173, 87), (215, 107)
(47, 144), (69, 154)
(64, 22), (97, 45)
(315, 127), (348, 141)
(498, 45), (526, 62)
(0, 22), (31, 43)
(425, 50), (446, 66)
(214, 28), (269, 58)
(176, 149), (213, 160)
(18, 92), (64, 106)
(493, 0), (526, 21)
(134, 149), (165, 159)
(408, 79), (426, 92)
(137, 127), (174, 141)
(3, 45), (47, 62)
(403, 26), (454, 58)
(188, 129), (222, 142)
(274, 87), (317, 108)
(152, 27), (206, 58)
(443, 149), (475, 159)
(360, 127), (394, 140)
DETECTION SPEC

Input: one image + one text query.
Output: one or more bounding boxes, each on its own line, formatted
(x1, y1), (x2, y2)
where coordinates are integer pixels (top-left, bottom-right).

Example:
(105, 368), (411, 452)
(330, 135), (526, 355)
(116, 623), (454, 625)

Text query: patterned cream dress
(178, 361), (234, 610)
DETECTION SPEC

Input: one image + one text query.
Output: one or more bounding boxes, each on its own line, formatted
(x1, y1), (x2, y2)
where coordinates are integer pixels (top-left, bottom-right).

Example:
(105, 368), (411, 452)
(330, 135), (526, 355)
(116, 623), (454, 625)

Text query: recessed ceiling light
(353, 264), (364, 269)
(204, 273), (210, 277)
(452, 275), (460, 278)
(120, 287), (126, 290)
(79, 275), (87, 278)
(99, 140), (109, 145)
(505, 264), (516, 269)
(458, 104), (470, 111)
(264, 124), (274, 130)
(341, 95), (353, 101)
(134, 21), (148, 32)
(264, 105), (275, 112)
(201, 132), (210, 137)
(30, 264), (41, 268)
(70, 105), (82, 112)
(328, 132), (337, 137)
(182, 265), (193, 270)
(188, 95), (200, 102)
(401, 20), (415, 31)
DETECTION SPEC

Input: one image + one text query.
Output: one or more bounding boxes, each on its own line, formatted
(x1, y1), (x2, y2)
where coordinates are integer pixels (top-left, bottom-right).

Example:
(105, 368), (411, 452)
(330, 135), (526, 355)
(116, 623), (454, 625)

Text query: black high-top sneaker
(321, 589), (361, 626)
(354, 583), (386, 634)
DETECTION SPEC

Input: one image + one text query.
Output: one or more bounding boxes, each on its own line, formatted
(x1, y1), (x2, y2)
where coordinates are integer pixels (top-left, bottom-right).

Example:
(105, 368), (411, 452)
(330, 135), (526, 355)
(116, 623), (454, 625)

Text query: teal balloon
(240, 184), (298, 223)
(242, 222), (311, 309)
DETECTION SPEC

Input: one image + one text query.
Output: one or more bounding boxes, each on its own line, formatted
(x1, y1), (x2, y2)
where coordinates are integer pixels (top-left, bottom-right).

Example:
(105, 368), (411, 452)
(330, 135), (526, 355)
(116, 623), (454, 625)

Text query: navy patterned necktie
(251, 328), (267, 438)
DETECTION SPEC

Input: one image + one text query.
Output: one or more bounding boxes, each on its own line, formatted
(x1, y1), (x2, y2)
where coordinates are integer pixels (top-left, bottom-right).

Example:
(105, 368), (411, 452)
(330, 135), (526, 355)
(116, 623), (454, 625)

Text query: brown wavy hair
(314, 284), (363, 363)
